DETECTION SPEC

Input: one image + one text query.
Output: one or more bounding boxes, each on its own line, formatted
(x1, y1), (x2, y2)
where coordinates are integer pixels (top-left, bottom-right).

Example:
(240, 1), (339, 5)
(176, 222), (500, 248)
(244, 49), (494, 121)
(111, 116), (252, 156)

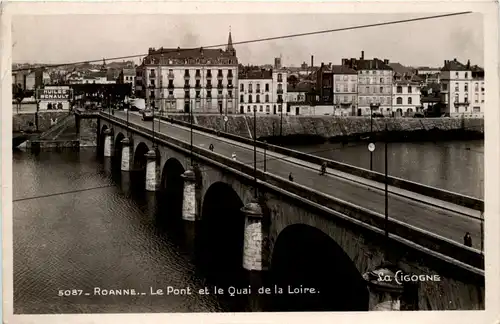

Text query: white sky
(12, 13), (484, 68)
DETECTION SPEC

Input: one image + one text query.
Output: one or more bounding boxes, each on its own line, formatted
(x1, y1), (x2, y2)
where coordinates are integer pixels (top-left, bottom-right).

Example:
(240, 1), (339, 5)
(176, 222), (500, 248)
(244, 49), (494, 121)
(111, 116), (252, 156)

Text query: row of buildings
(13, 32), (485, 118)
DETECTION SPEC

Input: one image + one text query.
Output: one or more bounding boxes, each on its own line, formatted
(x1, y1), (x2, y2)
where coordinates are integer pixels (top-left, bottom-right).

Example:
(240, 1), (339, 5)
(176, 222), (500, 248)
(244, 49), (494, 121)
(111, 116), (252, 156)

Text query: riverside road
(111, 111), (482, 249)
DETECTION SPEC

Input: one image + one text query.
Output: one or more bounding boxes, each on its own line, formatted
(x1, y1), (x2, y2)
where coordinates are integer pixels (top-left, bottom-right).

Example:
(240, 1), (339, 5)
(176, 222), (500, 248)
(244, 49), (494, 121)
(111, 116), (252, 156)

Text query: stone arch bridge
(92, 112), (484, 311)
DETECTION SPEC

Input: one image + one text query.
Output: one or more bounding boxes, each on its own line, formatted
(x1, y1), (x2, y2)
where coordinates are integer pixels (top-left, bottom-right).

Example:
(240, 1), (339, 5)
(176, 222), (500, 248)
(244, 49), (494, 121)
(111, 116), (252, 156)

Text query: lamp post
(190, 99), (194, 166)
(279, 98), (283, 139)
(263, 140), (267, 172)
(253, 105), (257, 198)
(384, 122), (389, 238)
(152, 100), (156, 148)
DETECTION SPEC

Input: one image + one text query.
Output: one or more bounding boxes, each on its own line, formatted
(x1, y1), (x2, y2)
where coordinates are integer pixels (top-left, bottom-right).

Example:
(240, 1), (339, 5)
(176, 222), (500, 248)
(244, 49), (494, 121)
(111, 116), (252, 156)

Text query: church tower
(226, 27), (236, 56)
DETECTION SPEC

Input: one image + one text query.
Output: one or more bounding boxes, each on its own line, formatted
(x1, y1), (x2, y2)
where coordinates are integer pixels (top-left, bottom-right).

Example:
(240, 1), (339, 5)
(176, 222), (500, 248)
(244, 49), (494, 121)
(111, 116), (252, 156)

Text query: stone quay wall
(13, 111), (71, 133)
(165, 114), (484, 141)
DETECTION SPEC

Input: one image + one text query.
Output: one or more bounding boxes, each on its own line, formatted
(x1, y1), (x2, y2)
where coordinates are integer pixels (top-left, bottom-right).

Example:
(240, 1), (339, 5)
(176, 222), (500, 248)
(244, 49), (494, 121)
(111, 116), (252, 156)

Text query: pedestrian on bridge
(232, 153), (237, 161)
(320, 162), (327, 175)
(288, 172), (294, 182)
(209, 143), (214, 152)
(463, 232), (472, 247)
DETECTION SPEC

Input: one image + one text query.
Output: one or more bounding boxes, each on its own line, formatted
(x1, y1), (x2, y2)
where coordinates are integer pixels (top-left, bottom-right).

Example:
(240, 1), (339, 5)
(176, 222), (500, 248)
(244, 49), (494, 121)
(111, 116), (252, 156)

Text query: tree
(287, 75), (299, 88)
(13, 83), (26, 114)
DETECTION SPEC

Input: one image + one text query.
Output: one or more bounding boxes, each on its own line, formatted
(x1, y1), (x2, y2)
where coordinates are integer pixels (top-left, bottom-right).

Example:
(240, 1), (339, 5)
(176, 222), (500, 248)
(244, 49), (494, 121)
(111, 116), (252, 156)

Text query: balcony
(195, 97), (201, 102)
(148, 85), (156, 89)
(195, 83), (202, 89)
(184, 74), (190, 81)
(184, 84), (190, 90)
(195, 73), (201, 80)
(227, 73), (233, 80)
(256, 89), (260, 93)
(206, 73), (212, 80)
(217, 74), (223, 81)
(167, 83), (174, 89)
(206, 84), (212, 90)
(227, 83), (234, 89)
(217, 83), (224, 89)
(277, 89), (283, 94)
(217, 94), (223, 100)
(248, 89), (253, 93)
(168, 73), (174, 80)
(167, 94), (175, 100)
(454, 101), (470, 107)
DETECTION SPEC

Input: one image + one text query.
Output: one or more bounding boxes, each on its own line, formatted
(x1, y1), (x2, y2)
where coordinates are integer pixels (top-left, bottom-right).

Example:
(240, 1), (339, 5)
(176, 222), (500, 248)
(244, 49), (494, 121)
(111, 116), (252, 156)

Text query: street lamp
(253, 105), (257, 198)
(263, 140), (267, 172)
(369, 103), (380, 171)
(279, 98), (284, 139)
(152, 100), (156, 148)
(190, 99), (194, 166)
(384, 122), (389, 238)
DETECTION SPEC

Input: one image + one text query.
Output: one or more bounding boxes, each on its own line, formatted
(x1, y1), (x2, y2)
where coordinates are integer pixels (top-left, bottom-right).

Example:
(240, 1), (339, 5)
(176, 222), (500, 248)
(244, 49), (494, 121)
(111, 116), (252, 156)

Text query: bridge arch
(270, 224), (369, 312)
(198, 182), (246, 285)
(133, 142), (150, 171)
(159, 158), (185, 222)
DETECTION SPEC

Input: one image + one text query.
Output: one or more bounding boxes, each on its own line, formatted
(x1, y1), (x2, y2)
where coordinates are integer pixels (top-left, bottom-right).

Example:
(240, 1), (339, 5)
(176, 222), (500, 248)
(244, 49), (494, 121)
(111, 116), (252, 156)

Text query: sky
(12, 13), (484, 68)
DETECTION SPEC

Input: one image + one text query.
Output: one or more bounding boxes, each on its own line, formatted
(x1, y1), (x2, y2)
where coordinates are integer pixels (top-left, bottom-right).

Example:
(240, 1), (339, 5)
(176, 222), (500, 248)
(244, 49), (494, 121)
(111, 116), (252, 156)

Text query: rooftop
(441, 58), (471, 71)
(287, 81), (314, 92)
(238, 69), (272, 80)
(331, 65), (357, 74)
(356, 58), (392, 71)
(144, 47), (237, 66)
(388, 62), (414, 76)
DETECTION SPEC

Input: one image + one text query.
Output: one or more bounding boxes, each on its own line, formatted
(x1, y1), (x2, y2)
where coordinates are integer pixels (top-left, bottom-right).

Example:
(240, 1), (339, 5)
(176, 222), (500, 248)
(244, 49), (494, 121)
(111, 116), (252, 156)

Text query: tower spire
(226, 26), (235, 54)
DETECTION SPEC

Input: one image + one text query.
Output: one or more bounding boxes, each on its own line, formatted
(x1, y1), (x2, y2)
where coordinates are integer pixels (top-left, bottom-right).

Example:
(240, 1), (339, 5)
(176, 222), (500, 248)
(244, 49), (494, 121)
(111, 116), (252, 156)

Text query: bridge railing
(101, 112), (485, 274)
(157, 114), (484, 212)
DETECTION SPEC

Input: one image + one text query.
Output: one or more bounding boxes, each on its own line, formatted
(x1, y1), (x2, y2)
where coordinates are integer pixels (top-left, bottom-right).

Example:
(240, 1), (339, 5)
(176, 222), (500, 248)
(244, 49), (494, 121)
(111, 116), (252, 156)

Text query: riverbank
(165, 114), (484, 143)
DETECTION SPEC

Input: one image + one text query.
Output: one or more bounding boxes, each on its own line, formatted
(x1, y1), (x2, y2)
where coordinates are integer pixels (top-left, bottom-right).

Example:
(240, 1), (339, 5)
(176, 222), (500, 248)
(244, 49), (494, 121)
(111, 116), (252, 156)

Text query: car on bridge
(142, 109), (154, 121)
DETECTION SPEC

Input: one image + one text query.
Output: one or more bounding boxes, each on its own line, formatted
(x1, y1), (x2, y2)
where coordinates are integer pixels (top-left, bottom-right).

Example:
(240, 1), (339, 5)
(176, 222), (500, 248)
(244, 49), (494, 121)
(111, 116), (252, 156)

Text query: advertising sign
(37, 87), (72, 101)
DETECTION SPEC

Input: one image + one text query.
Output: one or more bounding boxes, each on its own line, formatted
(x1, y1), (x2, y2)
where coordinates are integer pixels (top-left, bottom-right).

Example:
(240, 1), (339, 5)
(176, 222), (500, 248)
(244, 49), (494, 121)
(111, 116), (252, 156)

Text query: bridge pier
(103, 129), (114, 157)
(241, 202), (265, 271)
(363, 265), (404, 311)
(181, 169), (197, 221)
(145, 150), (160, 191)
(120, 137), (132, 172)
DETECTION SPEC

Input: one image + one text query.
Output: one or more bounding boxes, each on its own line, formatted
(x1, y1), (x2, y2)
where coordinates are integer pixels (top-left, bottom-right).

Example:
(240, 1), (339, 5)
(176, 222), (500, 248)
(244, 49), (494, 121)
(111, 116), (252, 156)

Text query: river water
(12, 140), (483, 314)
(284, 140), (484, 199)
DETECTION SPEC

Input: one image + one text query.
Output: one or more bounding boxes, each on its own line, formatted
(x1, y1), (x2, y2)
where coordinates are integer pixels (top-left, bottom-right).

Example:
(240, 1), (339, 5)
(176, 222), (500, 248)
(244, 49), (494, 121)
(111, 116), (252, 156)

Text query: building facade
(332, 64), (358, 116)
(471, 65), (485, 117)
(238, 69), (288, 115)
(140, 32), (238, 113)
(118, 68), (136, 94)
(392, 80), (422, 117)
(439, 59), (481, 117)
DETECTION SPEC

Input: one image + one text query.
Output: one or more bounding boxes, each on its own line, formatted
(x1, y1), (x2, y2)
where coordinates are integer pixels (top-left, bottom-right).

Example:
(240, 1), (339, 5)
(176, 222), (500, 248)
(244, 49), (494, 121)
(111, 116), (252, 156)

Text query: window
(249, 95), (253, 103)
(278, 95), (283, 103)
(240, 84), (244, 91)
(168, 80), (174, 87)
(168, 90), (173, 96)
(455, 83), (459, 92)
(207, 91), (212, 98)
(408, 86), (412, 93)
(397, 86), (402, 93)
(475, 83), (479, 91)
(247, 106), (251, 113)
(373, 87), (378, 94)
(380, 78), (383, 83)
(408, 97), (412, 104)
(196, 69), (200, 75)
(343, 84), (348, 92)
(256, 95), (260, 103)
(475, 94), (479, 103)
(259, 105), (263, 112)
(343, 96), (348, 102)
(396, 97), (403, 104)
(465, 93), (468, 103)
(464, 83), (468, 92)
(465, 72), (468, 78)
(336, 84), (340, 92)
(455, 94), (459, 102)
(380, 87), (383, 93)
(277, 73), (283, 82)
(196, 90), (200, 99)
(335, 75), (341, 81)
(253, 105), (257, 112)
(184, 90), (189, 98)
(228, 90), (233, 98)
(240, 95), (244, 102)
(352, 84), (356, 92)
(266, 105), (270, 112)
(442, 83), (448, 91)
(249, 84), (253, 92)
(265, 94), (269, 102)
(278, 84), (283, 91)
(184, 80), (189, 86)
(256, 84), (261, 93)
(265, 83), (269, 92)
(455, 72), (459, 78)
(218, 90), (223, 95)
(185, 69), (189, 76)
(365, 86), (369, 93)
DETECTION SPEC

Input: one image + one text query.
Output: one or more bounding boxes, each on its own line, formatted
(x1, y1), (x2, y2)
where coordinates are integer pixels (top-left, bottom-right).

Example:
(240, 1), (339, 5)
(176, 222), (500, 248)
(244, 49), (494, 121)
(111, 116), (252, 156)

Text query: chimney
(384, 59), (389, 65)
(321, 62), (324, 68)
(361, 51), (365, 60)
(454, 58), (457, 62)
(311, 55), (314, 68)
(444, 60), (447, 66)
(467, 59), (470, 69)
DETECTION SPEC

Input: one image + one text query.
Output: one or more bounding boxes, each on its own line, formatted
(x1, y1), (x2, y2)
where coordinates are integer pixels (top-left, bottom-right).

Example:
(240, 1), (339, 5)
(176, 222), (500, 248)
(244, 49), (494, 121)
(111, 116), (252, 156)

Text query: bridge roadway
(112, 111), (482, 250)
